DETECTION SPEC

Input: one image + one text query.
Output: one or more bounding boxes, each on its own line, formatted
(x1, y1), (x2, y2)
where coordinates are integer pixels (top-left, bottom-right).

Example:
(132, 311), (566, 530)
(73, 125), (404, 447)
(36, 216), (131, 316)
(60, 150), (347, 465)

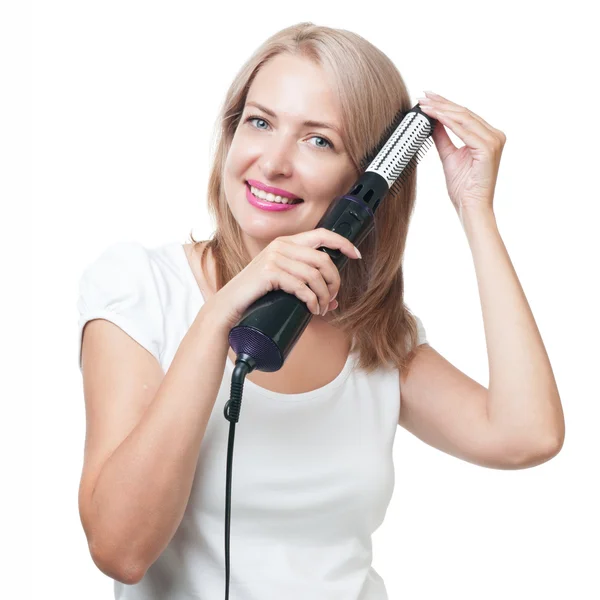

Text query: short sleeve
(76, 241), (165, 373)
(415, 315), (427, 345)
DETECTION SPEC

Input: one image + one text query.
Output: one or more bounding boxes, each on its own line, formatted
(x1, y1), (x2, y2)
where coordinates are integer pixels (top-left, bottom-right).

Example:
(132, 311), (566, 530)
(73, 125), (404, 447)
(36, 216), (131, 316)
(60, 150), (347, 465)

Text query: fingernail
(353, 245), (362, 259)
(424, 90), (440, 97)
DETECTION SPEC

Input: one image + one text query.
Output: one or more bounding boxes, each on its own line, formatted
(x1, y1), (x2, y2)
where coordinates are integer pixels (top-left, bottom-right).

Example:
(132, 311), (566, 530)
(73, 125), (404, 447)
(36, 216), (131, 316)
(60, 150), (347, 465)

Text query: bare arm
(85, 299), (231, 583)
(461, 206), (565, 452)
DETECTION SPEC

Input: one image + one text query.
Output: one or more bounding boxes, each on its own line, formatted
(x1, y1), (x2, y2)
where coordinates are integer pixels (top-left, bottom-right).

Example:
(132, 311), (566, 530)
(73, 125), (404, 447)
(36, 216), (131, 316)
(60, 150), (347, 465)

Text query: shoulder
(78, 241), (151, 290)
(77, 240), (182, 309)
(76, 241), (170, 371)
(81, 240), (153, 271)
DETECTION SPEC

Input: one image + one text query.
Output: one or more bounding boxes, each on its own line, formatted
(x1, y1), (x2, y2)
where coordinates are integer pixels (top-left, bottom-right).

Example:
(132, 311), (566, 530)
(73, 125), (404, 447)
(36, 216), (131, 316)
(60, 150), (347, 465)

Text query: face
(223, 53), (357, 259)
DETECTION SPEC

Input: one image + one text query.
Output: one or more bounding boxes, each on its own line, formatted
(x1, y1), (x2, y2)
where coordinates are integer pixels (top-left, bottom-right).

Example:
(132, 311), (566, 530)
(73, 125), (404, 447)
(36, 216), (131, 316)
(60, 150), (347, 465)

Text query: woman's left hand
(417, 91), (506, 221)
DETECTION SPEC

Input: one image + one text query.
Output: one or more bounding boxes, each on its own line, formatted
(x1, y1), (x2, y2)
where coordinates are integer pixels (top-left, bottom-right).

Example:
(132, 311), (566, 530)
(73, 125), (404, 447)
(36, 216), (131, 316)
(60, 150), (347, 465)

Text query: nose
(259, 134), (295, 179)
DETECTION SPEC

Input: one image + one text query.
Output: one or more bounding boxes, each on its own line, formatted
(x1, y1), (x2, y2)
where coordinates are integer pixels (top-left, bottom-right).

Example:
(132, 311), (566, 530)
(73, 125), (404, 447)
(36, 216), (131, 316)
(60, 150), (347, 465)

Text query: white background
(19, 0), (600, 598)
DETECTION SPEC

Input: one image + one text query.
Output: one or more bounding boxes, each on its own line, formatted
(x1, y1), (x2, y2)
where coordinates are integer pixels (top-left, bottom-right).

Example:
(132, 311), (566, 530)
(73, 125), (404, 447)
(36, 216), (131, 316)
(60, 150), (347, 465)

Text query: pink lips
(246, 179), (301, 200)
(245, 182), (302, 212)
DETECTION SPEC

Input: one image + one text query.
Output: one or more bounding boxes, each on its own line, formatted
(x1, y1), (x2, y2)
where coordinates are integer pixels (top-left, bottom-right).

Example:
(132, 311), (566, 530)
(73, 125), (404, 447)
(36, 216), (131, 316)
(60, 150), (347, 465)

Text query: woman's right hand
(207, 228), (362, 331)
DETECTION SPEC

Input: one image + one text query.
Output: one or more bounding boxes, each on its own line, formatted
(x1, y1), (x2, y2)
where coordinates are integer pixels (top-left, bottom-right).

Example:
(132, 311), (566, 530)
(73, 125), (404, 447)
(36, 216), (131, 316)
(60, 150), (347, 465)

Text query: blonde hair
(189, 22), (424, 375)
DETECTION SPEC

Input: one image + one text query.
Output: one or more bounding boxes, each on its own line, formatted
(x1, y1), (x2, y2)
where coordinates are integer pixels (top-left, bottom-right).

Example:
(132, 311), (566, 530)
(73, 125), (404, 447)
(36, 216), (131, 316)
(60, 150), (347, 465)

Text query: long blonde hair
(189, 22), (424, 375)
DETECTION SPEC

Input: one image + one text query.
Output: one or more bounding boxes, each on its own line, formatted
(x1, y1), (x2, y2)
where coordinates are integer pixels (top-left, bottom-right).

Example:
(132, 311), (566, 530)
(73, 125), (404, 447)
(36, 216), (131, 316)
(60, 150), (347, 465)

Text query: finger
(288, 228), (360, 259)
(276, 240), (341, 289)
(276, 270), (321, 315)
(438, 107), (500, 143)
(423, 93), (501, 136)
(275, 253), (333, 315)
(423, 108), (457, 161)
(423, 106), (490, 153)
(275, 241), (340, 299)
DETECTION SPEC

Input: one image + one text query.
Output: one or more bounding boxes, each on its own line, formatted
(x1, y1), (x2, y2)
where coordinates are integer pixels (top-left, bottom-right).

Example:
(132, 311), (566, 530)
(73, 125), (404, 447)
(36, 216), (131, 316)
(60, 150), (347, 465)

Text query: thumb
(431, 118), (456, 162)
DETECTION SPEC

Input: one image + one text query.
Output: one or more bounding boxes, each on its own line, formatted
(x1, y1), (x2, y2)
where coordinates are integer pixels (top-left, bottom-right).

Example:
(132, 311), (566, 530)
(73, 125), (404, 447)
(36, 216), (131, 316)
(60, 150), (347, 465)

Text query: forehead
(245, 54), (342, 130)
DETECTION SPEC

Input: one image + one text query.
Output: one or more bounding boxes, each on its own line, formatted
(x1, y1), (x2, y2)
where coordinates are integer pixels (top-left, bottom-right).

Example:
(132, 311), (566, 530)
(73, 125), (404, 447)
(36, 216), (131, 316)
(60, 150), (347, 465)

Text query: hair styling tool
(221, 103), (437, 599)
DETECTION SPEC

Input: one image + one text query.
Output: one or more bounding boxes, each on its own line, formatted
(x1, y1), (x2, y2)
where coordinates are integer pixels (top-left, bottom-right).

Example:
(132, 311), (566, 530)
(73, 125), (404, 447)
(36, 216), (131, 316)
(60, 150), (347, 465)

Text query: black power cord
(222, 353), (256, 600)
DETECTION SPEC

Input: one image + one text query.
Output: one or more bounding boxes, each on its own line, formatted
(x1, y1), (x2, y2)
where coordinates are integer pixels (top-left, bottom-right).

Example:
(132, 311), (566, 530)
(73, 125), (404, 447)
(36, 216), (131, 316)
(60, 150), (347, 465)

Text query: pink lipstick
(245, 182), (303, 212)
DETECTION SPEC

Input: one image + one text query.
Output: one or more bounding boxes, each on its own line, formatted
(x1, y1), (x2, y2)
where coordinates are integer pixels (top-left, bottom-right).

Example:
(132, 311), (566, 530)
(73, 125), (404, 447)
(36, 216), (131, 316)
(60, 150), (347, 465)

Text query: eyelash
(244, 115), (335, 151)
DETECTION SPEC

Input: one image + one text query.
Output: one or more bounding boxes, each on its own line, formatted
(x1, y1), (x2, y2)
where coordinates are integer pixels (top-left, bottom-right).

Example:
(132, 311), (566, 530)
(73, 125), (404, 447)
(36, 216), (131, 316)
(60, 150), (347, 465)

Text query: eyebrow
(244, 101), (342, 137)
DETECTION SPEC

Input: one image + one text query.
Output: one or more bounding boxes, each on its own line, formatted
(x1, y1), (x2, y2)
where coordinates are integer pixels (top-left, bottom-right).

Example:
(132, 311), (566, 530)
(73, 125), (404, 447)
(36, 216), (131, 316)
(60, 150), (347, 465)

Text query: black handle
(228, 194), (375, 372)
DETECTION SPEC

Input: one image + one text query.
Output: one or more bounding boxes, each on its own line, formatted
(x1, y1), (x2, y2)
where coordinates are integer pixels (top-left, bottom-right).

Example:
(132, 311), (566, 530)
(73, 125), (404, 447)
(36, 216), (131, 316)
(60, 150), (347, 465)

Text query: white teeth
(249, 184), (301, 204)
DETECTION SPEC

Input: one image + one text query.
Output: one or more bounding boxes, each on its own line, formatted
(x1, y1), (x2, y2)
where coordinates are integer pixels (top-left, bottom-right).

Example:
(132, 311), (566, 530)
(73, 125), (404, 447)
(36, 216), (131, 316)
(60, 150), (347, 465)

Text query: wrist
(460, 203), (498, 239)
(196, 297), (234, 336)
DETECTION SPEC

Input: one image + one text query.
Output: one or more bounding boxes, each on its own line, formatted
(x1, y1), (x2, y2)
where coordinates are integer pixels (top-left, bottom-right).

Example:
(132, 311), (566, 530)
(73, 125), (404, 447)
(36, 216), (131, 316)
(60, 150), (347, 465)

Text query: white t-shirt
(76, 240), (427, 600)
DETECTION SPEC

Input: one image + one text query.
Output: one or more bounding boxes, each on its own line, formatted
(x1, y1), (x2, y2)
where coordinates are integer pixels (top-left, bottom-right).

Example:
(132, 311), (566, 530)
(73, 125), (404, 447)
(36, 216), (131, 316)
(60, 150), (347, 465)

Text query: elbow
(538, 420), (566, 462)
(80, 490), (148, 584)
(511, 430), (565, 468)
(89, 540), (146, 585)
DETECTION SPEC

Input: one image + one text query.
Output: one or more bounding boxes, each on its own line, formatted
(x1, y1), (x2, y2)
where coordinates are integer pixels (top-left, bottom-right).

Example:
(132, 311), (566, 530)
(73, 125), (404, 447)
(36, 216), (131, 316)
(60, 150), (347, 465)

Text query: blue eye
(245, 115), (334, 150)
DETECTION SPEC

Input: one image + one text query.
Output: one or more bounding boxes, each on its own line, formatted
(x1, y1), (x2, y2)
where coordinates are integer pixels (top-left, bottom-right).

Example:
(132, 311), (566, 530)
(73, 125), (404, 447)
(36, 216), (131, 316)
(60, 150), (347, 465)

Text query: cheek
(309, 173), (348, 199)
(227, 138), (257, 173)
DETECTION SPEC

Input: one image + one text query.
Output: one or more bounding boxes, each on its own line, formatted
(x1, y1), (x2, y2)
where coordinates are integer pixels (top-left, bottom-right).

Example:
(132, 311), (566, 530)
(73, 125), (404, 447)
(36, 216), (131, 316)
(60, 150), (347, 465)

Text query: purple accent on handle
(340, 194), (375, 217)
(228, 326), (283, 372)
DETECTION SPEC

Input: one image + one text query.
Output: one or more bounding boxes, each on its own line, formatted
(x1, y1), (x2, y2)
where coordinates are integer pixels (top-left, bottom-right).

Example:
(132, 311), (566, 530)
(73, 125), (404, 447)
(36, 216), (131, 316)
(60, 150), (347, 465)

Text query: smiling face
(223, 53), (358, 259)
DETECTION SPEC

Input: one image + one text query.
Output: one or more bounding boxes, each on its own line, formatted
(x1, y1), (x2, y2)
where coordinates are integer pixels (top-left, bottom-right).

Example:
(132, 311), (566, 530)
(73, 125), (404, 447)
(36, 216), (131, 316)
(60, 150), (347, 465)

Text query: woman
(76, 22), (564, 600)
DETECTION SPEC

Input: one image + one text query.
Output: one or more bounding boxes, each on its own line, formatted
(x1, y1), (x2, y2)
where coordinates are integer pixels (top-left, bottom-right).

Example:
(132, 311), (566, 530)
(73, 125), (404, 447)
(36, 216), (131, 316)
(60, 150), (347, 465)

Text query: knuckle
(298, 281), (311, 296)
(269, 243), (283, 258)
(264, 255), (277, 271)
(308, 267), (321, 284)
(317, 250), (331, 266)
